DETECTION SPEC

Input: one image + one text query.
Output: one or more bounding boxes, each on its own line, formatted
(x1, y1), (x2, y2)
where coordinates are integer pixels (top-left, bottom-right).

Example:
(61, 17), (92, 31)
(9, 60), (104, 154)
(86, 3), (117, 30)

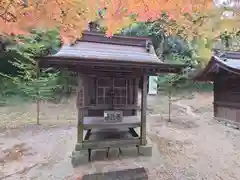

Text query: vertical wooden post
(133, 78), (139, 116)
(84, 75), (89, 117)
(134, 78), (139, 106)
(140, 75), (148, 145)
(77, 112), (84, 144)
(76, 73), (84, 143)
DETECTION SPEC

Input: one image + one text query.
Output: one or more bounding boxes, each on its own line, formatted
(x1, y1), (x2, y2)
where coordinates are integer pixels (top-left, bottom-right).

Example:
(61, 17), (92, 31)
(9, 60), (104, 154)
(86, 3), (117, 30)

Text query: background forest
(0, 18), (240, 106)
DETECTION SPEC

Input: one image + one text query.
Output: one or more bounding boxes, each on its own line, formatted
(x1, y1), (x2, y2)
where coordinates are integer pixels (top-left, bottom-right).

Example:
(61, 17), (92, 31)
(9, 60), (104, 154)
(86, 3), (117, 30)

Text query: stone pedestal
(71, 143), (152, 167)
(71, 129), (153, 167)
(71, 150), (89, 167)
(121, 146), (139, 157)
(138, 144), (152, 156)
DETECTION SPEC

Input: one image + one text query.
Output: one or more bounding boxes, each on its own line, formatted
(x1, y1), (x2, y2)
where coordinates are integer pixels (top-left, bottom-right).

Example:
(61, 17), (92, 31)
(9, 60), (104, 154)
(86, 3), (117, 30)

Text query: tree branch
(0, 1), (17, 22)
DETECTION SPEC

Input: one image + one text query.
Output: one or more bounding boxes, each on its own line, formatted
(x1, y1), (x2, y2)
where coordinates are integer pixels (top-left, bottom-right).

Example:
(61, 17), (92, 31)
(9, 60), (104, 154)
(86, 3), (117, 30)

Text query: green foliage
(16, 28), (61, 56)
(157, 56), (213, 93)
(217, 31), (240, 51)
(0, 28), (62, 104)
(156, 71), (189, 121)
(122, 19), (215, 93)
(1, 28), (61, 74)
(14, 60), (60, 101)
(55, 70), (77, 96)
(121, 18), (193, 60)
(121, 22), (163, 49)
(157, 71), (189, 93)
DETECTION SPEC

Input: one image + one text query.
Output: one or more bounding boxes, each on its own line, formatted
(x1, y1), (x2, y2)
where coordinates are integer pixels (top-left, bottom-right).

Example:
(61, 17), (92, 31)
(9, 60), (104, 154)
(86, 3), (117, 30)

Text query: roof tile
(52, 41), (161, 63)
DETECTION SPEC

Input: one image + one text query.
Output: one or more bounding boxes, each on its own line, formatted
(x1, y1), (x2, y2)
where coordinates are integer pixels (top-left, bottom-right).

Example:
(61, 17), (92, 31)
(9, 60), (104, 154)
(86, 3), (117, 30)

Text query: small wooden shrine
(39, 30), (184, 166)
(194, 51), (240, 128)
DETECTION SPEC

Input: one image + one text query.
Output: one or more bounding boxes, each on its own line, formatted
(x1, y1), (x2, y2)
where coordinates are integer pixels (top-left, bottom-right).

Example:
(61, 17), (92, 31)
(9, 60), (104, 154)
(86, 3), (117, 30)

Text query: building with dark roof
(194, 51), (240, 128)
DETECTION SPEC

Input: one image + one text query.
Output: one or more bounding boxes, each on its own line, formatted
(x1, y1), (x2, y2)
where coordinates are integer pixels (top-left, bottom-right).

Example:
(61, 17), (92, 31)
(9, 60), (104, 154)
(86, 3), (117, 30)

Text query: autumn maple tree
(0, 0), (240, 60)
(0, 0), (214, 37)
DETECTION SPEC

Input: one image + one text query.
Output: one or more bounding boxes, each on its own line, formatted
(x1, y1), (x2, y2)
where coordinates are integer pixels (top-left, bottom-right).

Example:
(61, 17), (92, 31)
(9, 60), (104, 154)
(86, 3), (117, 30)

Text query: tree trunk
(36, 60), (40, 125)
(168, 90), (171, 122)
(36, 99), (40, 125)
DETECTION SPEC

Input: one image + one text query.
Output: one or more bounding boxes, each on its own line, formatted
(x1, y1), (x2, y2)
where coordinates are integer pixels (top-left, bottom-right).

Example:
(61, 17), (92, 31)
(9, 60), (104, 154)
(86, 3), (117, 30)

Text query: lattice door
(96, 77), (127, 106)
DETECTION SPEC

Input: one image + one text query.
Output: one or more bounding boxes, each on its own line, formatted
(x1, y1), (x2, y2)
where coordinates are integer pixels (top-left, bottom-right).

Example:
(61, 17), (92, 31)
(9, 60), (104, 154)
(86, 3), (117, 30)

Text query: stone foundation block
(120, 146), (138, 157)
(107, 148), (120, 159)
(75, 143), (84, 151)
(91, 148), (108, 161)
(71, 150), (88, 167)
(138, 145), (152, 157)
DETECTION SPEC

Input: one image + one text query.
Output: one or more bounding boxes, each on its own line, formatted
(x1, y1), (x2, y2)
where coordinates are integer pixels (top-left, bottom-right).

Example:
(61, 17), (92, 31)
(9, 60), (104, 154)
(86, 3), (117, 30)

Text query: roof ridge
(69, 31), (152, 49)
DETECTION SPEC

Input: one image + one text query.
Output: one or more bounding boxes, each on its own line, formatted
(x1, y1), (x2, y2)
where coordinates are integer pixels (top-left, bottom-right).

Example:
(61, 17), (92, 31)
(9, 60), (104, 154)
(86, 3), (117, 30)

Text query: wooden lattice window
(96, 77), (128, 105)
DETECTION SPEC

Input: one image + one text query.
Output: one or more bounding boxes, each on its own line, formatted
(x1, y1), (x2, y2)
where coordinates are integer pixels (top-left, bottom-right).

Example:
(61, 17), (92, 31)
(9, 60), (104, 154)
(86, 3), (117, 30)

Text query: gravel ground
(0, 92), (240, 180)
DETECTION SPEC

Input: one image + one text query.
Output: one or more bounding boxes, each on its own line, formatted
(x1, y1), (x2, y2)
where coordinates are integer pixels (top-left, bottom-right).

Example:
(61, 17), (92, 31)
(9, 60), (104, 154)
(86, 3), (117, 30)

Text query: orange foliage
(0, 0), (233, 43)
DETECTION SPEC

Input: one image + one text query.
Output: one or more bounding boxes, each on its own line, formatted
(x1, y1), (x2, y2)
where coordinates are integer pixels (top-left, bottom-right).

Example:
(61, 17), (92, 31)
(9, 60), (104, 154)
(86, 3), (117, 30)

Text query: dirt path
(0, 93), (240, 180)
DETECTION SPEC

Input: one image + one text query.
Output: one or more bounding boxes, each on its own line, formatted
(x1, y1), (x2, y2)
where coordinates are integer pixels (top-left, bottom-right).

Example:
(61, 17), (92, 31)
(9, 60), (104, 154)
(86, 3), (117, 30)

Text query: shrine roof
(39, 31), (185, 74)
(51, 41), (160, 63)
(194, 51), (240, 81)
(46, 31), (161, 63)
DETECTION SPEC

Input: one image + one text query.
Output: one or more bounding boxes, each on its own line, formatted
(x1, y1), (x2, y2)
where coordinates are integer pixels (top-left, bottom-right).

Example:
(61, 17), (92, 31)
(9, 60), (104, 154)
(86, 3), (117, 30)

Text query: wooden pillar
(76, 73), (85, 143)
(36, 60), (40, 125)
(140, 75), (148, 145)
(134, 78), (139, 115)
